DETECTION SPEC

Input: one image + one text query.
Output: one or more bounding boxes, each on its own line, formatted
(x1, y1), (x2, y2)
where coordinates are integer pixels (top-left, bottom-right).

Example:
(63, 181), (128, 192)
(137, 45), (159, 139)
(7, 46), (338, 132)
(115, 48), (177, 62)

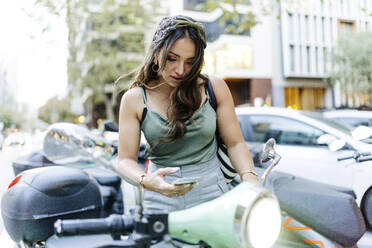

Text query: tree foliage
(38, 95), (78, 124)
(328, 32), (372, 97)
(35, 0), (162, 123)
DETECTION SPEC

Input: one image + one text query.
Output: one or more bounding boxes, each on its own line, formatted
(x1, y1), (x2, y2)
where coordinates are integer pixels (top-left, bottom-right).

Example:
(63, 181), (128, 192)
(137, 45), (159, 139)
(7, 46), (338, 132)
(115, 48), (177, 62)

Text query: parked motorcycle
(0, 123), (367, 247)
(9, 120), (147, 218)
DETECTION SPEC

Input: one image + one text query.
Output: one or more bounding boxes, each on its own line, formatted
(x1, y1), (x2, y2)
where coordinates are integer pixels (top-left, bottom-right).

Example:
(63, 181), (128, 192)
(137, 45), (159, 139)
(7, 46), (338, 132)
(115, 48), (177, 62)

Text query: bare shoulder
(208, 75), (226, 87)
(207, 75), (230, 101)
(120, 87), (144, 119)
(121, 87), (143, 106)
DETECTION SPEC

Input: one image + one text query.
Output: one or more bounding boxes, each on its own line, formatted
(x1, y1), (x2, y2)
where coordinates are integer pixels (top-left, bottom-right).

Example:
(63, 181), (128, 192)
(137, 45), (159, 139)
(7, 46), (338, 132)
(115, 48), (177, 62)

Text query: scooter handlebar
(357, 154), (372, 163)
(55, 214), (135, 237)
(337, 155), (354, 161)
(337, 152), (371, 161)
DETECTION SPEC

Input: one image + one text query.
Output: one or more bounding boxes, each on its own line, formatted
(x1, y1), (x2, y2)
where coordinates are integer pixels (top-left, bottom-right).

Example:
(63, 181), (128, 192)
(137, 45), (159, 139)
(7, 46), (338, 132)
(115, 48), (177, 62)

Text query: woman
(118, 15), (258, 213)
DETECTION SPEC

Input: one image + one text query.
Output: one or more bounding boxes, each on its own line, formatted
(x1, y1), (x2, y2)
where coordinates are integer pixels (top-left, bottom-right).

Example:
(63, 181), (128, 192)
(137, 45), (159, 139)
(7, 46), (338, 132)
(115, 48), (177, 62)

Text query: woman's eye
(187, 61), (194, 65)
(167, 57), (176, 62)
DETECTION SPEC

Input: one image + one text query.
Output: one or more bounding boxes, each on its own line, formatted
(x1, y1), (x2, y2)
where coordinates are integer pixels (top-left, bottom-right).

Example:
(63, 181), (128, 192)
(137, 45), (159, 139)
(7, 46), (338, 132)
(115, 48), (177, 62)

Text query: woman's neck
(150, 78), (174, 95)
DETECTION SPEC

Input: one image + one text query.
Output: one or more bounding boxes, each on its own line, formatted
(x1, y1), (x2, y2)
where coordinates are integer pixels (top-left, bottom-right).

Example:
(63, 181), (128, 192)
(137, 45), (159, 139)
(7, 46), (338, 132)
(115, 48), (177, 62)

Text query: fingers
(167, 183), (195, 198)
(151, 168), (199, 197)
(156, 167), (179, 176)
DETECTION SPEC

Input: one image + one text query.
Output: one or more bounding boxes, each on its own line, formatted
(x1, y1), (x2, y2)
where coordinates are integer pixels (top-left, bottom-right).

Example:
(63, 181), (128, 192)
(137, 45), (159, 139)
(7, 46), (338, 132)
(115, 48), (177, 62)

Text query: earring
(152, 63), (160, 73)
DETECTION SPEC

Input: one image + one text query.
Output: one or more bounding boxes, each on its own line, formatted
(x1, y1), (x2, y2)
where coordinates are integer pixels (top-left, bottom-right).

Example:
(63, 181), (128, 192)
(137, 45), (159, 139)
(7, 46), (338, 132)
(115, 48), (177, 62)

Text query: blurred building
(169, 0), (372, 110)
(279, 0), (372, 110)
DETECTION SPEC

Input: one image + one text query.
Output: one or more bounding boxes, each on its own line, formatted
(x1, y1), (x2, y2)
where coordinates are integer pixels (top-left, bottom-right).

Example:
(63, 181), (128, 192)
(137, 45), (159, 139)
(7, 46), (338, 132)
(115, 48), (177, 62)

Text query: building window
(315, 47), (319, 73)
(321, 17), (326, 42)
(305, 15), (309, 40)
(338, 20), (355, 38)
(288, 13), (294, 41)
(298, 14), (302, 41)
(299, 45), (303, 73)
(306, 46), (311, 73)
(290, 45), (295, 73)
(285, 87), (325, 110)
(323, 47), (327, 73)
(313, 16), (317, 42)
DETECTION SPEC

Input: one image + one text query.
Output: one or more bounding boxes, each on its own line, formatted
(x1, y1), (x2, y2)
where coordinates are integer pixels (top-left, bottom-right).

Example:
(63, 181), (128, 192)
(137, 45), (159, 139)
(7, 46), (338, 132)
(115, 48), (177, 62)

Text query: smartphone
(172, 176), (202, 185)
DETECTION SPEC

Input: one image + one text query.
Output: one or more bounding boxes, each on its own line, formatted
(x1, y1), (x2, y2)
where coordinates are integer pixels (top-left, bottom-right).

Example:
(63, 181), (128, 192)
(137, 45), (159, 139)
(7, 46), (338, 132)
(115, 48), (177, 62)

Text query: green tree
(35, 0), (163, 125)
(328, 32), (372, 106)
(38, 95), (78, 124)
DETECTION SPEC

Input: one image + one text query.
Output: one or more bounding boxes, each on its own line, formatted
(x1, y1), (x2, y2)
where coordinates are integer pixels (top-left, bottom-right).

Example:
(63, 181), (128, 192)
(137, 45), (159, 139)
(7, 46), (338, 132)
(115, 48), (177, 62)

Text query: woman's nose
(175, 62), (185, 76)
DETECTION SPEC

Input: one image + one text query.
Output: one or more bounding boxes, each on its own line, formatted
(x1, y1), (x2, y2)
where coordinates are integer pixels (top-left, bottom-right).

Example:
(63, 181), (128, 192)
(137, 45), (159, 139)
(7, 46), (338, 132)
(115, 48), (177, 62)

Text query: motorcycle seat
(84, 168), (121, 187)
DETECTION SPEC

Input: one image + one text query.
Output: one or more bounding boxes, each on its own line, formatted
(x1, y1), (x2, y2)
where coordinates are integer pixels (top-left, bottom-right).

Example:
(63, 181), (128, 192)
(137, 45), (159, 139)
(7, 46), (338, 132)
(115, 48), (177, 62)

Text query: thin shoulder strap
(140, 85), (148, 105)
(140, 85), (148, 123)
(204, 76), (217, 111)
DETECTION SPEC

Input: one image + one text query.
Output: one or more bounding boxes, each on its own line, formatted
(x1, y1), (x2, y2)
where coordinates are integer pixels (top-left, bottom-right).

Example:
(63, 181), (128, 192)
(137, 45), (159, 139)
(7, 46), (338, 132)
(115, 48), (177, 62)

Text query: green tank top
(140, 87), (217, 167)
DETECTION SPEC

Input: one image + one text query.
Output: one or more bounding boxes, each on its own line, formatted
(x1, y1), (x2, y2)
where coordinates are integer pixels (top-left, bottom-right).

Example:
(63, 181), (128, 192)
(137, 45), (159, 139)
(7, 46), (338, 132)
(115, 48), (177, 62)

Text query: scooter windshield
(43, 122), (111, 164)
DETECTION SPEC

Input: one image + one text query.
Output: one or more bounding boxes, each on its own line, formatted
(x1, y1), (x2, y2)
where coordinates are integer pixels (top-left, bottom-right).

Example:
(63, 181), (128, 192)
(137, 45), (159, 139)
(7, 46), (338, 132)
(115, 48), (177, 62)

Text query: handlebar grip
(55, 214), (134, 236)
(357, 154), (372, 163)
(337, 152), (372, 161)
(337, 155), (354, 161)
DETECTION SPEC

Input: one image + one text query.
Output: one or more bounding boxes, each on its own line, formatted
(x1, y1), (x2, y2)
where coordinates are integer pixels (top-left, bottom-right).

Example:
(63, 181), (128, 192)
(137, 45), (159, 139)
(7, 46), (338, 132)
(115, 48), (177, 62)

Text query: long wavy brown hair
(129, 17), (208, 142)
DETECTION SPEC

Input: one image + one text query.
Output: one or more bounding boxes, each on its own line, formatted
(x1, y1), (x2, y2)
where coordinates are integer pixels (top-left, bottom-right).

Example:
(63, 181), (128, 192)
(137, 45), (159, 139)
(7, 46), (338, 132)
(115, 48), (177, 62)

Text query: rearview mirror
(43, 122), (109, 164)
(352, 125), (372, 141)
(43, 122), (140, 187)
(317, 134), (336, 146)
(328, 139), (346, 152)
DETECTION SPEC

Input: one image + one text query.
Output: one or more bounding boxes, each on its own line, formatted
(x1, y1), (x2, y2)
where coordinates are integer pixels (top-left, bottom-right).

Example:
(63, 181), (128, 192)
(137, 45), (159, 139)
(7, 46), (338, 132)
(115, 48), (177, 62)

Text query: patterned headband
(152, 15), (207, 48)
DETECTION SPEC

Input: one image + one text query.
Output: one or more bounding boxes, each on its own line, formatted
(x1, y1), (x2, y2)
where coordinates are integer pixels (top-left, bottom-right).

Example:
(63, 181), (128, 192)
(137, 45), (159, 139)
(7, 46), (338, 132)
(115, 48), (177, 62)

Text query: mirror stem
(261, 154), (281, 186)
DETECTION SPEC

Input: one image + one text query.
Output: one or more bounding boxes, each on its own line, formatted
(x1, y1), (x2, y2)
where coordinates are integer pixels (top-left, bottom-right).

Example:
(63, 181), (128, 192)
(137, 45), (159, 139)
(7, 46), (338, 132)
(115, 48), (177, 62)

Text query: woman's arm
(117, 88), (194, 197)
(209, 76), (259, 184)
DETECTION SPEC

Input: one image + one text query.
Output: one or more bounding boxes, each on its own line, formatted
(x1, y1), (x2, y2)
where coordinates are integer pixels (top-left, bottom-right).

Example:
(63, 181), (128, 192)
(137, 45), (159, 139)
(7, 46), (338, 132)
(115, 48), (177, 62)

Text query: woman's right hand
(142, 167), (194, 197)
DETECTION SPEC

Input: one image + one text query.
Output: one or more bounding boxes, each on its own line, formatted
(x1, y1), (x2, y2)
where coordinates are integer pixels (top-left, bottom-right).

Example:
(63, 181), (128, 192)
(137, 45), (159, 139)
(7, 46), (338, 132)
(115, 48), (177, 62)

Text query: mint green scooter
(43, 123), (283, 248)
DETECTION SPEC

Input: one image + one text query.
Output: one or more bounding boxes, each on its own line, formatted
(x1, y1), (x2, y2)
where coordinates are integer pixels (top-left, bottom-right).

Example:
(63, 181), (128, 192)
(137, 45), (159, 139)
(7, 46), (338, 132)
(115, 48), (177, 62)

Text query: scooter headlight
(235, 188), (282, 248)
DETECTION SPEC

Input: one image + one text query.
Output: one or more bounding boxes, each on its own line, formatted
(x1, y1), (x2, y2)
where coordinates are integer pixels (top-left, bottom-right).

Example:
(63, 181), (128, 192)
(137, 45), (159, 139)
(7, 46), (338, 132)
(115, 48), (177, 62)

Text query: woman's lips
(171, 75), (183, 81)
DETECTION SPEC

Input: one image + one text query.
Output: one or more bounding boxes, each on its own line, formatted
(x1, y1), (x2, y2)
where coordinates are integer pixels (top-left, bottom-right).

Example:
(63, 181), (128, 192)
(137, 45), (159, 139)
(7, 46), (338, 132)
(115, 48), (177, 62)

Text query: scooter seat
(265, 171), (366, 247)
(84, 168), (121, 187)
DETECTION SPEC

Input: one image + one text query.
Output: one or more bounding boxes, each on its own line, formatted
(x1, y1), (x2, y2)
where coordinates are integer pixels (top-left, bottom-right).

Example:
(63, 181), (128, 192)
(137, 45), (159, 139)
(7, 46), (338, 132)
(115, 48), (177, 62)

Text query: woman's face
(159, 37), (196, 87)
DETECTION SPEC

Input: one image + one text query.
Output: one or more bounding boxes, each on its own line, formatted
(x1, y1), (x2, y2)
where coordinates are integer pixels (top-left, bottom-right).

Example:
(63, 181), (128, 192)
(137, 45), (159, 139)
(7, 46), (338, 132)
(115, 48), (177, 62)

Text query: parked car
(2, 132), (33, 154)
(322, 109), (372, 128)
(3, 132), (29, 147)
(235, 106), (372, 209)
